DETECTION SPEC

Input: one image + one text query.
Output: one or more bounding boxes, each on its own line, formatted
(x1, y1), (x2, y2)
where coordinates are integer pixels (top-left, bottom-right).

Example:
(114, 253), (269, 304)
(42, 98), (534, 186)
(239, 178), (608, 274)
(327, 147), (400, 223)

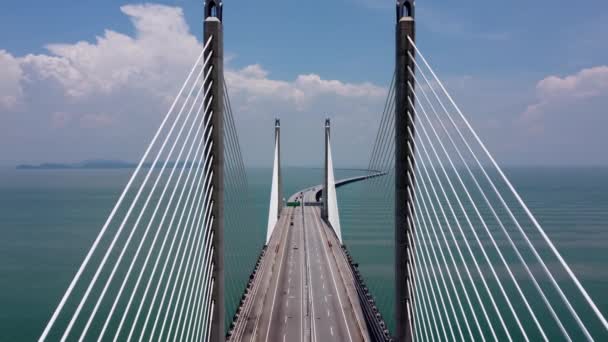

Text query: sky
(1, 0), (608, 167)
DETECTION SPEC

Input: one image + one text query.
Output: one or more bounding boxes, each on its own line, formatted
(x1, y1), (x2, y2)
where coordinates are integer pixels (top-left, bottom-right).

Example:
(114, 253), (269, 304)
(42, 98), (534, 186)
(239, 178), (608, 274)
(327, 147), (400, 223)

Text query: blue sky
(1, 0), (607, 166)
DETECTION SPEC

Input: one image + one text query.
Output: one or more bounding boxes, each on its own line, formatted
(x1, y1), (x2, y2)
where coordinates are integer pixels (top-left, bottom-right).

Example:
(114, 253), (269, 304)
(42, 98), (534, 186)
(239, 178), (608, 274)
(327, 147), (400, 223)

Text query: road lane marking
(303, 198), (317, 342)
(262, 216), (291, 342)
(331, 326), (334, 336)
(312, 210), (354, 342)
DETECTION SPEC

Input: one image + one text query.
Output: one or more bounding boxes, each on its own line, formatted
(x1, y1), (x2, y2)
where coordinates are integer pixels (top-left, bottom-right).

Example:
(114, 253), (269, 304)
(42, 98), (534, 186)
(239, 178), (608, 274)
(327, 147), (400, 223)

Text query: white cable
(130, 166), (213, 341)
(173, 212), (215, 342)
(409, 37), (607, 335)
(409, 157), (483, 342)
(165, 194), (214, 341)
(59, 49), (213, 342)
(191, 250), (215, 342)
(406, 299), (415, 342)
(140, 167), (214, 341)
(97, 97), (213, 341)
(196, 265), (215, 342)
(406, 226), (422, 342)
(407, 178), (468, 341)
(407, 239), (432, 342)
(409, 95), (531, 341)
(407, 278), (422, 341)
(141, 186), (214, 342)
(184, 237), (214, 342)
(407, 193), (455, 341)
(156, 184), (215, 341)
(196, 260), (215, 342)
(79, 70), (213, 342)
(408, 138), (499, 341)
(407, 219), (436, 341)
(370, 98), (396, 190)
(132, 145), (214, 341)
(202, 299), (216, 341)
(410, 71), (558, 341)
(409, 116), (516, 341)
(110, 127), (212, 341)
(179, 229), (214, 342)
(408, 156), (476, 340)
(37, 36), (213, 342)
(407, 234), (435, 342)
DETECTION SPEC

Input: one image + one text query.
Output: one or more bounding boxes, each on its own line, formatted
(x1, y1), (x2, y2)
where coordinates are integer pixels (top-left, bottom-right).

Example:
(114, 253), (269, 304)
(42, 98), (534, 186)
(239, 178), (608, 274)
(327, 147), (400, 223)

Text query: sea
(0, 166), (607, 340)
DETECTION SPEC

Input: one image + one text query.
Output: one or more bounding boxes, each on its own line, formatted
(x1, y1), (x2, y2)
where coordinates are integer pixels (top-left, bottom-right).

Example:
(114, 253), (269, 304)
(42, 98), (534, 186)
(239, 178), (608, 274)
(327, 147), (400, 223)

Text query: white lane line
(299, 217), (305, 342)
(313, 209), (354, 342)
(325, 296), (328, 303)
(330, 326), (334, 337)
(262, 218), (291, 342)
(283, 333), (286, 342)
(304, 202), (317, 342)
(327, 309), (330, 317)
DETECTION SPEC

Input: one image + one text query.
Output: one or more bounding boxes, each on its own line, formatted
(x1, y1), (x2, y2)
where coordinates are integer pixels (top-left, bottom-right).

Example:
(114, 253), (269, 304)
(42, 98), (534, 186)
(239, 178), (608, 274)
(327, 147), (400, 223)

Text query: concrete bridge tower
(395, 1), (416, 342)
(204, 0), (224, 340)
(323, 118), (330, 220)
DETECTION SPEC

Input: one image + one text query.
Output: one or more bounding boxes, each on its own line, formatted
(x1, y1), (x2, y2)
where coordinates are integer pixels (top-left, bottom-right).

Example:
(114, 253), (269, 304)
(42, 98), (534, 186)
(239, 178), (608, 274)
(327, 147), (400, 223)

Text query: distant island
(16, 160), (200, 170)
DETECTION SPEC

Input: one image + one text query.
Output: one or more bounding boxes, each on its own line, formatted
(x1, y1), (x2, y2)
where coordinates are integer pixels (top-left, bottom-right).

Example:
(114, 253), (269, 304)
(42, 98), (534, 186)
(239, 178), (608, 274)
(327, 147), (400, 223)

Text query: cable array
(222, 80), (265, 330)
(365, 37), (608, 341)
(39, 37), (219, 341)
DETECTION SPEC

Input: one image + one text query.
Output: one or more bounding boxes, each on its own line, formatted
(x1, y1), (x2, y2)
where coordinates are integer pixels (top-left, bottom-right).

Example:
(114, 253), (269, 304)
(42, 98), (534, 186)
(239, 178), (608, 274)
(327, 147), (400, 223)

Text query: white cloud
(0, 3), (387, 166)
(522, 66), (608, 124)
(0, 50), (23, 108)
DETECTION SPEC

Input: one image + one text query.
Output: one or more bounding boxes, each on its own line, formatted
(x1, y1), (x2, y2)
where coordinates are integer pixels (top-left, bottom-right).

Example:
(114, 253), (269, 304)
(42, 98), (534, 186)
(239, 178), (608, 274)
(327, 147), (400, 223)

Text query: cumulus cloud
(0, 3), (386, 166)
(0, 50), (23, 108)
(512, 66), (608, 165)
(523, 66), (608, 124)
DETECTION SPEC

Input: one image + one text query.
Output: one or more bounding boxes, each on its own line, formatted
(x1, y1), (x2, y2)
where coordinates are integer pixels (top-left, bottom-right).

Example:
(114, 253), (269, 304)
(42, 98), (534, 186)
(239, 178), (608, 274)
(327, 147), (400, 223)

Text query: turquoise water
(0, 167), (607, 340)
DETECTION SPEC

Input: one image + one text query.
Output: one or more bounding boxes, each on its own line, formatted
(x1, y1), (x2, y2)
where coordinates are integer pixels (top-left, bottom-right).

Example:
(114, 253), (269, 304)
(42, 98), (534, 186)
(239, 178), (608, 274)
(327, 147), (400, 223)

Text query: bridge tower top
(396, 0), (415, 21)
(204, 0), (223, 21)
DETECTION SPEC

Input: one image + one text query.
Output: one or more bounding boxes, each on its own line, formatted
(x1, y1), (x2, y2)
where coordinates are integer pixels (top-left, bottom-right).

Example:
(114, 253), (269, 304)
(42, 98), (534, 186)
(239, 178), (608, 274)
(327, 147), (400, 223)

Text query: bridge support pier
(204, 1), (225, 340)
(395, 1), (415, 342)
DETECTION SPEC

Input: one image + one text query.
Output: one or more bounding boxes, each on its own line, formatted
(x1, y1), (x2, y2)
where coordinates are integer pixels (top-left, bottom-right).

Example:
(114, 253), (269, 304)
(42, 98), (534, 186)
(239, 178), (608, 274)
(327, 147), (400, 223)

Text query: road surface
(229, 186), (369, 342)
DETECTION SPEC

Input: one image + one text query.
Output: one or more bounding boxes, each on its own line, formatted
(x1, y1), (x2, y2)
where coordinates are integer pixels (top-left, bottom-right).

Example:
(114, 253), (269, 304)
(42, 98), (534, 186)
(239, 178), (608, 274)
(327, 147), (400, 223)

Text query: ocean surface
(0, 166), (607, 340)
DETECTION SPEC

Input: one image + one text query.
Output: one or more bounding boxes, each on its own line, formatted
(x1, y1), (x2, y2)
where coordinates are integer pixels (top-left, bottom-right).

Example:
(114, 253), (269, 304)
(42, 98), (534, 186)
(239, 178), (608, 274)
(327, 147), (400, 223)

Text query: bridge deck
(229, 187), (370, 341)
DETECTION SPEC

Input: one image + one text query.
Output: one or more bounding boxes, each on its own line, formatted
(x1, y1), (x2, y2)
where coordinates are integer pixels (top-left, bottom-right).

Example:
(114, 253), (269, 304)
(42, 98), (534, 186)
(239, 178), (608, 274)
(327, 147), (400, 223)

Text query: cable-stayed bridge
(38, 1), (608, 341)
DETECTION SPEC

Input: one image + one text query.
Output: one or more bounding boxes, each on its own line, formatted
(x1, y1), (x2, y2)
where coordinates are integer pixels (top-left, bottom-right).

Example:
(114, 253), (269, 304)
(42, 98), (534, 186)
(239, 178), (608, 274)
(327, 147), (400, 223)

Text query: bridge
(37, 1), (608, 341)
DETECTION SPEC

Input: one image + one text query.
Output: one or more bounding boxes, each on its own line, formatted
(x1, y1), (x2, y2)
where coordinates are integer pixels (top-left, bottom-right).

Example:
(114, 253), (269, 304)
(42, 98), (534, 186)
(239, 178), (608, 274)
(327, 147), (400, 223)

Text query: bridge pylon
(266, 119), (282, 244)
(204, 0), (225, 340)
(323, 118), (330, 220)
(275, 118), (282, 219)
(395, 1), (416, 342)
(323, 119), (343, 243)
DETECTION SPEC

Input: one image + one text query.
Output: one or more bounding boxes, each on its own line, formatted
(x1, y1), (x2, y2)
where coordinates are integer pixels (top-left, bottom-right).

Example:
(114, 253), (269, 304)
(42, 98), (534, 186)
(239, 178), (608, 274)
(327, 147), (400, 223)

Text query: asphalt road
(230, 188), (367, 342)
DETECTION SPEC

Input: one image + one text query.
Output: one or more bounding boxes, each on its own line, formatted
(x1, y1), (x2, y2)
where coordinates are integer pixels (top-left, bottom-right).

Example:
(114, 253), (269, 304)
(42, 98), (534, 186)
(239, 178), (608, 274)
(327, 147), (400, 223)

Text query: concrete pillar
(204, 1), (224, 339)
(275, 118), (282, 218)
(395, 1), (415, 342)
(323, 118), (330, 220)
